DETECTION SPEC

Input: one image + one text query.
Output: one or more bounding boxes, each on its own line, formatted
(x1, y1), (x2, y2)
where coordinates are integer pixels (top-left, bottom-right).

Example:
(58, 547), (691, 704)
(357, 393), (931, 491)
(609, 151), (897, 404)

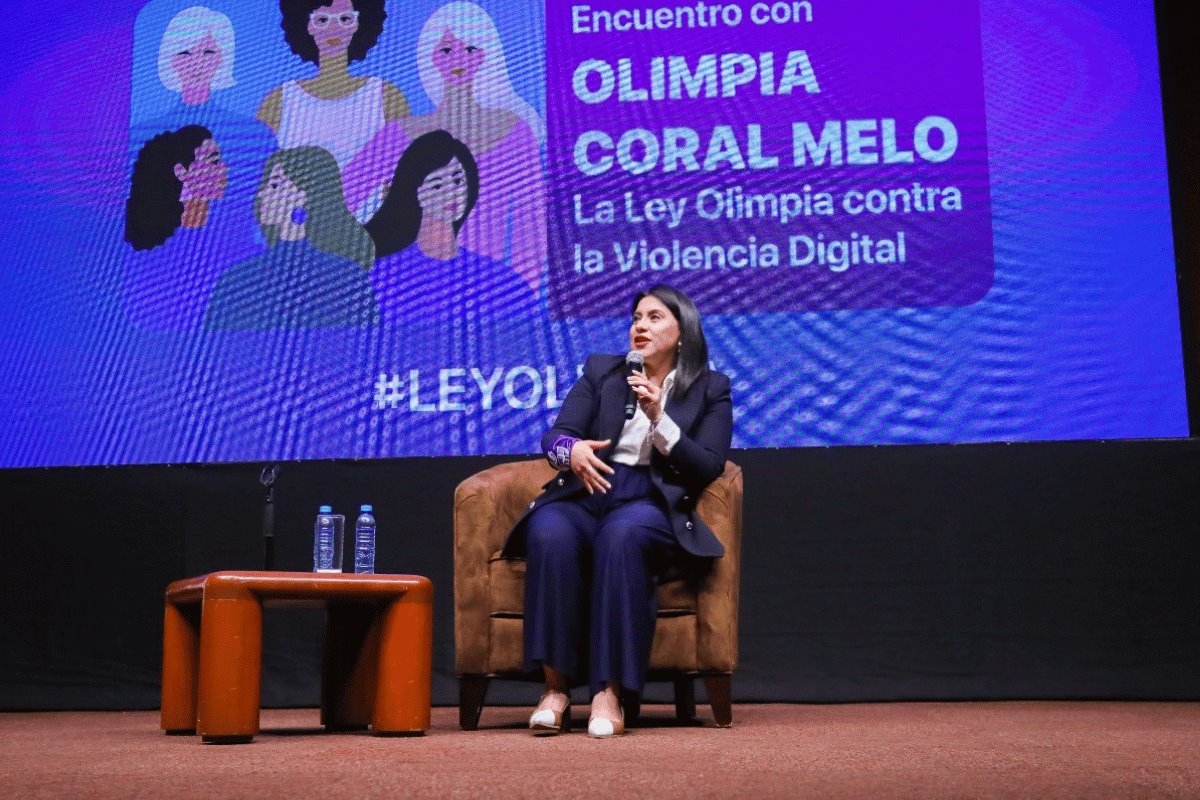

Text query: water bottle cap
(360, 504), (373, 512)
(318, 505), (332, 513)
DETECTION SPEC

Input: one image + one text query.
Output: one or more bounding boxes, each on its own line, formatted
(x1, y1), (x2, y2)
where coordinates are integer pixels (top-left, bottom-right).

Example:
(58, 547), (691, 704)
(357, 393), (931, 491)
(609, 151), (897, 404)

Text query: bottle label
(314, 517), (338, 572)
(354, 517), (375, 574)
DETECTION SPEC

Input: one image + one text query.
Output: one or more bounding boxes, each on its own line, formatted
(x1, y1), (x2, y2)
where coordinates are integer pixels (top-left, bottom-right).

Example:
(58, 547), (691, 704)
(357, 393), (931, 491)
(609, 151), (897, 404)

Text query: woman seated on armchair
(501, 284), (733, 738)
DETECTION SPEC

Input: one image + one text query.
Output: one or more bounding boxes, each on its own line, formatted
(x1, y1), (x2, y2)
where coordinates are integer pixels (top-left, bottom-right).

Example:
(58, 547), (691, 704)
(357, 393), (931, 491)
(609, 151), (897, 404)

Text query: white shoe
(587, 715), (625, 738)
(529, 698), (571, 735)
(530, 709), (555, 724)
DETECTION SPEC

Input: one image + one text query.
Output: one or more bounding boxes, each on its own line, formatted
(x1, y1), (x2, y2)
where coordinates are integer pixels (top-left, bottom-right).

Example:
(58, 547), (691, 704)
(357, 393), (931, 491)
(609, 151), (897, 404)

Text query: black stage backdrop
(2, 439), (1199, 711)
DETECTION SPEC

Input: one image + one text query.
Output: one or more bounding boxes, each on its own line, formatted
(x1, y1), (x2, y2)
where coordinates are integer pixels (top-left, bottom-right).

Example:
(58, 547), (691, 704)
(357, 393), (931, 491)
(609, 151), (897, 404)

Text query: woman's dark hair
(632, 284), (710, 399)
(363, 130), (480, 258)
(279, 0), (386, 65)
(124, 125), (212, 251)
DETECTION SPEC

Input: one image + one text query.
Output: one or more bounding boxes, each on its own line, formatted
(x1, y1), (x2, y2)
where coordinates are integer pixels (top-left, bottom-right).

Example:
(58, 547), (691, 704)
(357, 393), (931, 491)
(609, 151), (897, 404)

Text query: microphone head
(625, 350), (645, 370)
(259, 463), (280, 487)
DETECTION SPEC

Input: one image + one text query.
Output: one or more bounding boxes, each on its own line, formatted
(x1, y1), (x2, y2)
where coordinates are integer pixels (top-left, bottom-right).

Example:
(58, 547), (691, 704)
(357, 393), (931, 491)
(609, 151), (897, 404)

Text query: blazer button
(683, 495), (690, 502)
(557, 477), (565, 486)
(685, 521), (694, 530)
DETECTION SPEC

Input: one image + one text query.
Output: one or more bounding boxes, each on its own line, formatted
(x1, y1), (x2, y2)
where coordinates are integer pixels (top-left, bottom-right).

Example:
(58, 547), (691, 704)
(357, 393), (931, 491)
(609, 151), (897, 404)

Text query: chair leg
(674, 677), (696, 722)
(459, 676), (489, 731)
(702, 674), (733, 728)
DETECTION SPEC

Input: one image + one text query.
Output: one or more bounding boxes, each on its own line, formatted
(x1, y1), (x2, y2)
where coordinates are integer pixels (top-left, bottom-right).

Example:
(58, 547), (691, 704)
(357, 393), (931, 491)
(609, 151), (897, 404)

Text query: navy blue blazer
(502, 353), (733, 559)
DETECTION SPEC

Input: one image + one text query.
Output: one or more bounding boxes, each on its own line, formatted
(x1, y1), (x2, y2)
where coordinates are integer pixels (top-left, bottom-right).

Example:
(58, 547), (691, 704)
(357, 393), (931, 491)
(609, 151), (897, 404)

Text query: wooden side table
(161, 571), (432, 743)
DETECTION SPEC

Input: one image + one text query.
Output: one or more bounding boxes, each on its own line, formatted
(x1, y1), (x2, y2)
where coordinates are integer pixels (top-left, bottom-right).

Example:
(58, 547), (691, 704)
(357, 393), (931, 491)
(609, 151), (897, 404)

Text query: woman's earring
(290, 207), (308, 226)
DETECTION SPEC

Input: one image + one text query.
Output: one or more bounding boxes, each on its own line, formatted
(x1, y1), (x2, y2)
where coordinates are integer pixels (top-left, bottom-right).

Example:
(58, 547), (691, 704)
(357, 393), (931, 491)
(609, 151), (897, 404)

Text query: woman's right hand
(570, 439), (614, 494)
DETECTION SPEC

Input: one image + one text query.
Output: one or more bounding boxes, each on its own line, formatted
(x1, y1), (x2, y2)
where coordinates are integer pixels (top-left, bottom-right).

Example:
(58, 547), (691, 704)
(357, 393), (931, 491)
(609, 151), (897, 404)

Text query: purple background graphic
(0, 0), (1187, 466)
(546, 0), (994, 317)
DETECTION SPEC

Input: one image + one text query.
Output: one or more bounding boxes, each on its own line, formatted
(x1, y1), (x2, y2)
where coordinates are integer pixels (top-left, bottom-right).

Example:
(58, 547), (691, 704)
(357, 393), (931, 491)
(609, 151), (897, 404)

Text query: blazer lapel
(665, 373), (705, 434)
(596, 368), (628, 447)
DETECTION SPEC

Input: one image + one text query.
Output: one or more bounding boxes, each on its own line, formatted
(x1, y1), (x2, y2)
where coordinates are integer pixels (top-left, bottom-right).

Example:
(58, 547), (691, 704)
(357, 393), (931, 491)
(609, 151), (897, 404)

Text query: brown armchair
(453, 459), (743, 729)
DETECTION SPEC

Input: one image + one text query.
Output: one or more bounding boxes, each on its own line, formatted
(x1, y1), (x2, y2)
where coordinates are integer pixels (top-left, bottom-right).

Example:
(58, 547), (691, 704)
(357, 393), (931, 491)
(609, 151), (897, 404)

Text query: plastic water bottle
(313, 506), (345, 573)
(354, 505), (376, 574)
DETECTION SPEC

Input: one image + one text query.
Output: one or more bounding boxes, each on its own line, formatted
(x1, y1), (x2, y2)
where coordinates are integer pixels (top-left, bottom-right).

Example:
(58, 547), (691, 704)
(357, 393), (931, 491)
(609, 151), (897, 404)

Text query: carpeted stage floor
(2, 702), (1198, 798)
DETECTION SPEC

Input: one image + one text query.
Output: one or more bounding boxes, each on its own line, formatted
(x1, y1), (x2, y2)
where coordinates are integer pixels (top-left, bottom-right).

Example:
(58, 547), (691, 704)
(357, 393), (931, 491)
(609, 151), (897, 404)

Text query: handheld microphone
(624, 350), (645, 419)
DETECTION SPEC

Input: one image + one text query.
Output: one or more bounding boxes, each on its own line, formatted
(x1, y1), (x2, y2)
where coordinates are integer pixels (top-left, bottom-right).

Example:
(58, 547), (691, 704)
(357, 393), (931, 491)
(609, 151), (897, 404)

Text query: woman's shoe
(586, 712), (625, 738)
(529, 698), (571, 735)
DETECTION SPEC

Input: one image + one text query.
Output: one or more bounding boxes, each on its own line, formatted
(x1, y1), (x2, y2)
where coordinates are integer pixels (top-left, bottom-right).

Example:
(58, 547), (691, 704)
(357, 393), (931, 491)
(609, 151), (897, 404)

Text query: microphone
(624, 350), (645, 419)
(259, 464), (281, 571)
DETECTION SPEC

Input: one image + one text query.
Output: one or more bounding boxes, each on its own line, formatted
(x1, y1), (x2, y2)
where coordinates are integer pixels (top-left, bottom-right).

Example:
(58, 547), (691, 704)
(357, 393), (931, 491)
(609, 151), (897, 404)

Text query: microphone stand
(260, 464), (281, 571)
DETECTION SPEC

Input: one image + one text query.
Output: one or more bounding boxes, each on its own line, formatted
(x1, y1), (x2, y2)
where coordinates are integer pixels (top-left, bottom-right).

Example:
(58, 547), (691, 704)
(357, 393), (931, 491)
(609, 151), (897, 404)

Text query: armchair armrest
(694, 461), (743, 673)
(453, 459), (555, 674)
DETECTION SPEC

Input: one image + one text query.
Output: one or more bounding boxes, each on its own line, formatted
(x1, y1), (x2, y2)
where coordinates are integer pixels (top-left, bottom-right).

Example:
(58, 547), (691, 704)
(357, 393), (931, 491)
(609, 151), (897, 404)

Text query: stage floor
(2, 702), (1197, 798)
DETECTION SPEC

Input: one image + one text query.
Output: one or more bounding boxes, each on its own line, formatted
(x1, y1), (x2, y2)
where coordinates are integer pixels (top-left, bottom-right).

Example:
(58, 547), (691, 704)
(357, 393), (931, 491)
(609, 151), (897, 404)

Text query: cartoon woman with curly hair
(257, 0), (409, 171)
(123, 125), (258, 331)
(125, 125), (226, 251)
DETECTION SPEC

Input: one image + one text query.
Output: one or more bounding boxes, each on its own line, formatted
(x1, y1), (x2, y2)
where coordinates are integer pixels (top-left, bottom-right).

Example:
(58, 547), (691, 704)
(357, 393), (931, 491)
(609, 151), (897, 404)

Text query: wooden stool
(161, 571), (432, 743)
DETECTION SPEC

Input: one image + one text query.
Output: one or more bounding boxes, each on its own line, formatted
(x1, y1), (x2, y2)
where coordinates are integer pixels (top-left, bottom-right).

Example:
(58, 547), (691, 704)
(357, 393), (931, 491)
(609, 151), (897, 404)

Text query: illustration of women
(130, 6), (274, 216)
(342, 1), (547, 289)
(363, 131), (546, 455)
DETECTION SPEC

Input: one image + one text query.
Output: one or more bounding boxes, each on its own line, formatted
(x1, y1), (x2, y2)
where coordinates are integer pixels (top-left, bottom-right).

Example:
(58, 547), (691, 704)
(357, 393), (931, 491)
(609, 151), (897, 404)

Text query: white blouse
(277, 77), (385, 168)
(609, 370), (683, 466)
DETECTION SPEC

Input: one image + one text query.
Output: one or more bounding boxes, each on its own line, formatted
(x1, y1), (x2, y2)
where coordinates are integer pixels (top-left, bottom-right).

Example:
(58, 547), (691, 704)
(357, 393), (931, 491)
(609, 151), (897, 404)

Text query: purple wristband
(547, 435), (578, 470)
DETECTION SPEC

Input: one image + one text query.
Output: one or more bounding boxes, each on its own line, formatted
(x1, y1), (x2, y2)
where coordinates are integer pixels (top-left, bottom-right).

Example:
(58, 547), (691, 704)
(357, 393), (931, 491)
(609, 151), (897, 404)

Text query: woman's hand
(627, 372), (664, 422)
(570, 439), (614, 494)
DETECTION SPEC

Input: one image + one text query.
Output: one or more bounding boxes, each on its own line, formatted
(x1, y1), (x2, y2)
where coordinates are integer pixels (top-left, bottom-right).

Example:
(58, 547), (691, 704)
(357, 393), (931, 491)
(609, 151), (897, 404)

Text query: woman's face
(630, 295), (682, 366)
(431, 30), (485, 88)
(257, 163), (307, 226)
(170, 31), (222, 92)
(308, 0), (359, 59)
(416, 158), (469, 224)
(175, 139), (227, 201)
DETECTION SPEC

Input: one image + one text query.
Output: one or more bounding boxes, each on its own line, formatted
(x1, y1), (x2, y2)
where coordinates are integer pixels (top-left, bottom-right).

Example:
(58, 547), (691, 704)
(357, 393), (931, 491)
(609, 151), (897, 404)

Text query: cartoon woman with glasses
(258, 0), (409, 173)
(342, 1), (547, 290)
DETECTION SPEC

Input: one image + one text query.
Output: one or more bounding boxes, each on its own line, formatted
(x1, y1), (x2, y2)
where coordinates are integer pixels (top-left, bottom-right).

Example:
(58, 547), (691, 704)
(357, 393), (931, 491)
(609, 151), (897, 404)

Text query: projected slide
(548, 1), (993, 316)
(0, 0), (1187, 467)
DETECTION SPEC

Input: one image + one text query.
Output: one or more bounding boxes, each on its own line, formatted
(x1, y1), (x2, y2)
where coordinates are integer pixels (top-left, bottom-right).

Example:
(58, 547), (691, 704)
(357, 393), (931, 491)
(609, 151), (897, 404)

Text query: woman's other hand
(570, 439), (613, 494)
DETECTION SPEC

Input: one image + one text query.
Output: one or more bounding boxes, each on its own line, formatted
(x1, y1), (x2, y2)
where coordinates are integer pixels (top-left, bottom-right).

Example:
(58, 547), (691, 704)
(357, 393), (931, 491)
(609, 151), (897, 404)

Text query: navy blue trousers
(523, 465), (684, 696)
